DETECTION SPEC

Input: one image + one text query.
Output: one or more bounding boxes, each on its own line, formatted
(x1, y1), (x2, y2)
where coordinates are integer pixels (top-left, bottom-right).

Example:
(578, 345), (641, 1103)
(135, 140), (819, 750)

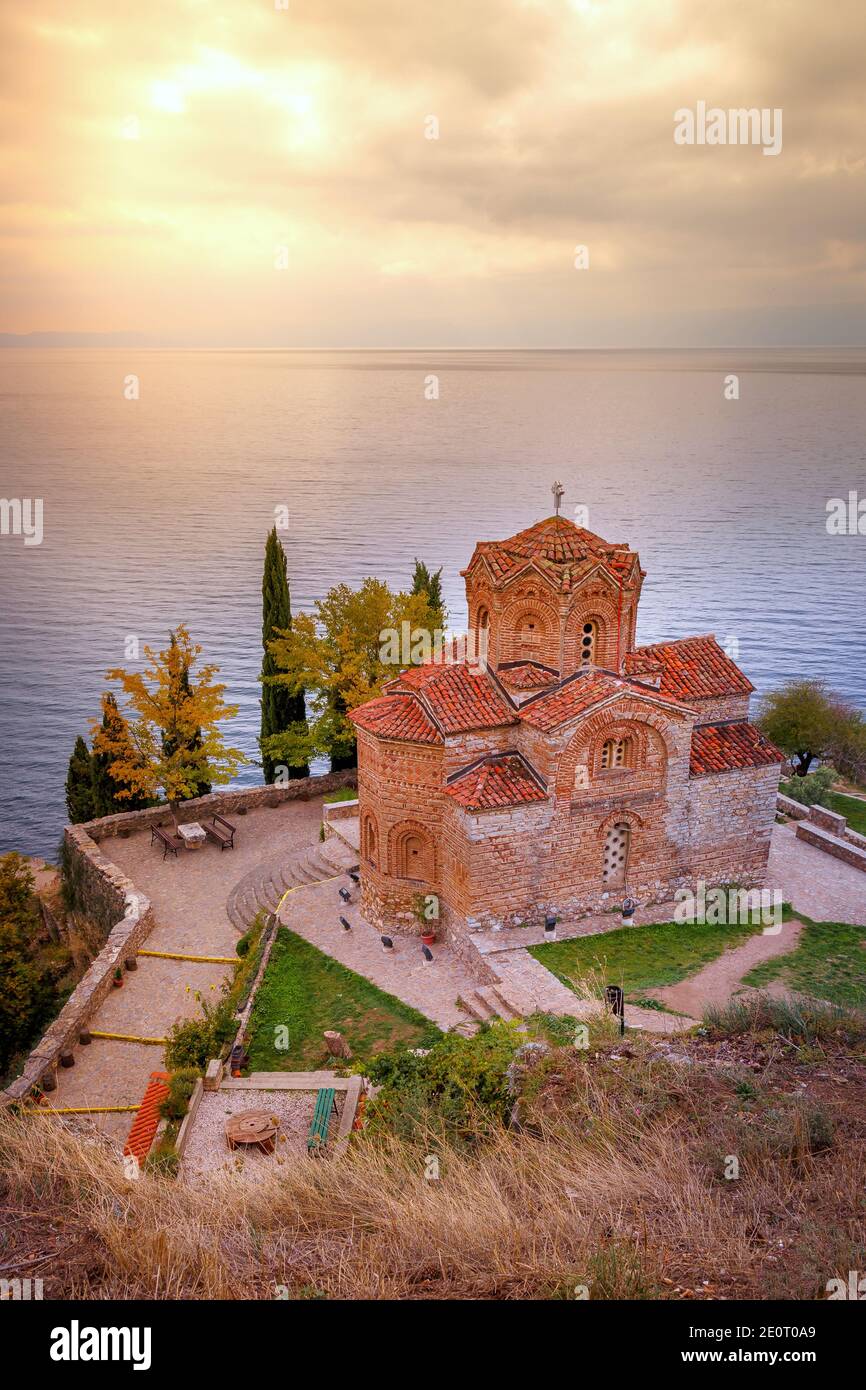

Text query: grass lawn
(826, 791), (866, 837)
(247, 927), (440, 1070)
(323, 787), (358, 804)
(530, 918), (768, 1000)
(743, 915), (866, 1010)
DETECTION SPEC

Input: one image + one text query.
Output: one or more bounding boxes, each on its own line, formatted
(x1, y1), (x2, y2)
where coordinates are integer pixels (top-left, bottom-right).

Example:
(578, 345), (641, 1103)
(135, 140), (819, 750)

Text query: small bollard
(544, 913), (557, 942)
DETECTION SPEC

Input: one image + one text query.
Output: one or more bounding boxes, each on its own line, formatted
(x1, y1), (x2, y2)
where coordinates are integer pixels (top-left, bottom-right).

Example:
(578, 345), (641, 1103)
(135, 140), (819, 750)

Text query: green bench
(307, 1087), (336, 1154)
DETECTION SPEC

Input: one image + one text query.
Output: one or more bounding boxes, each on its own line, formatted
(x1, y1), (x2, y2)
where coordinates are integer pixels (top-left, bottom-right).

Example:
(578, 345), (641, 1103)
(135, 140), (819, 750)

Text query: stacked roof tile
(631, 635), (753, 702)
(350, 693), (443, 745)
(689, 721), (783, 776)
(385, 662), (517, 734)
(462, 516), (637, 593)
(446, 754), (547, 810)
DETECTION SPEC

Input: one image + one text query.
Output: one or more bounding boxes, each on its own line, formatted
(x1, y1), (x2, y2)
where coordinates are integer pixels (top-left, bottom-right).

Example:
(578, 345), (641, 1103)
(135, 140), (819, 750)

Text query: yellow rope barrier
(20, 1105), (140, 1115)
(138, 949), (236, 963)
(275, 872), (344, 916)
(89, 1031), (167, 1045)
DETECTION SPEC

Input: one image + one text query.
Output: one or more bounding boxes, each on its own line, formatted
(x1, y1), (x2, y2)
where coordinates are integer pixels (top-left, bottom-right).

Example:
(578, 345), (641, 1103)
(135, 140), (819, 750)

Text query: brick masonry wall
(357, 688), (781, 933)
(686, 763), (782, 885)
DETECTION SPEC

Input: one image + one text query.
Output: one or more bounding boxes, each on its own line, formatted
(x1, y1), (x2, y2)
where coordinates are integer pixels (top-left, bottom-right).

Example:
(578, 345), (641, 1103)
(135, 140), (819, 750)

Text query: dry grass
(3, 1025), (865, 1301)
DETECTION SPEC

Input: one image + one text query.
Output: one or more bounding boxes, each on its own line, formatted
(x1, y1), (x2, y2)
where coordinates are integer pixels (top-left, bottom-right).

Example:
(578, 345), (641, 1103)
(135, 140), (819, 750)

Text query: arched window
(394, 825), (434, 882)
(601, 736), (632, 770)
(580, 621), (597, 665)
(602, 821), (631, 886)
(476, 606), (489, 629)
(362, 814), (378, 867)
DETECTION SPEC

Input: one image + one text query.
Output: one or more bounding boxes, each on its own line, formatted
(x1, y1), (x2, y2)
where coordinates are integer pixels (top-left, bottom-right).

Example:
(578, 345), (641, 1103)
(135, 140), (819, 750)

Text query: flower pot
(421, 933), (436, 947)
(112, 976), (124, 989)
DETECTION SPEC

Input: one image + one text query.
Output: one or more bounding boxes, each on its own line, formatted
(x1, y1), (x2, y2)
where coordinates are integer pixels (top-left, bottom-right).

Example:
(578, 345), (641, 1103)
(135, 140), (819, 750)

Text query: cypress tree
(91, 693), (152, 815)
(260, 528), (308, 781)
(412, 558), (445, 624)
(65, 736), (96, 823)
(162, 633), (211, 799)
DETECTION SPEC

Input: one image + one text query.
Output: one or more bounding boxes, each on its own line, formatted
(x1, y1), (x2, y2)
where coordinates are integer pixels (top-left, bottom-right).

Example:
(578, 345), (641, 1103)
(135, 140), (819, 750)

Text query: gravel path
(646, 919), (804, 1018)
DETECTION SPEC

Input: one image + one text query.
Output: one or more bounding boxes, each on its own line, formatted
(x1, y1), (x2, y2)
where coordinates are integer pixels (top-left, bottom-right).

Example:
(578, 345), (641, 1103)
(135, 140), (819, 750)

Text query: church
(350, 505), (784, 936)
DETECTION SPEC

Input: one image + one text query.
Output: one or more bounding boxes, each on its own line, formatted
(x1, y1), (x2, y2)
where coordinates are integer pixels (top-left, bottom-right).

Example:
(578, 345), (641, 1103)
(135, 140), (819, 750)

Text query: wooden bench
(151, 824), (185, 860)
(307, 1087), (336, 1154)
(204, 813), (236, 850)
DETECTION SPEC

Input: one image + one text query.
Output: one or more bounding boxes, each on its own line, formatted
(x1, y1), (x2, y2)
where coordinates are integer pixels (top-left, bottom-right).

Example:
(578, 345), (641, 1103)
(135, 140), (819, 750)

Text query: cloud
(0, 0), (863, 344)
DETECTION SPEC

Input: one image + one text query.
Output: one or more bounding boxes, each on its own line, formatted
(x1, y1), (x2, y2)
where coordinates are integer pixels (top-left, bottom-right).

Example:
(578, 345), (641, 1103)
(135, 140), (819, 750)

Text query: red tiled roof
(462, 516), (637, 594)
(518, 671), (651, 731)
(631, 635), (753, 702)
(498, 661), (558, 692)
(385, 662), (517, 734)
(350, 693), (443, 745)
(689, 721), (784, 777)
(446, 754), (547, 810)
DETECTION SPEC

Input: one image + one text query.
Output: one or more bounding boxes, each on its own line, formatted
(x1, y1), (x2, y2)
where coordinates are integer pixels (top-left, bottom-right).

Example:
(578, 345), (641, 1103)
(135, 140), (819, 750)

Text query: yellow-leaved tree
(262, 578), (443, 771)
(92, 625), (247, 823)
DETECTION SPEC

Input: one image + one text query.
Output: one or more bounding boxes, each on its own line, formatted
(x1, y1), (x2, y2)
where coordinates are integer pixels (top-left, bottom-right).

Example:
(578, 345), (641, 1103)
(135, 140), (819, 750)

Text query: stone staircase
(226, 837), (359, 932)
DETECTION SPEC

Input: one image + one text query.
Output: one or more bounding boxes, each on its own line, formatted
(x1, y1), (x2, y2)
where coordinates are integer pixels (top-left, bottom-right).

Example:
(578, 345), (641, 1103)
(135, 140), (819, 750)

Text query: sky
(1, 0), (864, 348)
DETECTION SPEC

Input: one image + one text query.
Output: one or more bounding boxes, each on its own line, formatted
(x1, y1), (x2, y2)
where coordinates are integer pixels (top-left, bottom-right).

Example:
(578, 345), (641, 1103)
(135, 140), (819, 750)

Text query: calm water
(1, 348), (864, 858)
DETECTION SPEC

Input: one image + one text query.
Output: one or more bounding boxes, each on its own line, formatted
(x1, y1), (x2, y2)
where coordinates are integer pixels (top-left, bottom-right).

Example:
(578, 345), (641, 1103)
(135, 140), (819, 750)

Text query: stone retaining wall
(81, 770), (358, 842)
(2, 827), (153, 1104)
(777, 792), (810, 821)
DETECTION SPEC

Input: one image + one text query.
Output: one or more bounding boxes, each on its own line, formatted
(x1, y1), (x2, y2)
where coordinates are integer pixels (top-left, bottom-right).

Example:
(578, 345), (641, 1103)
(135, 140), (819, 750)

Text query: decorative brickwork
(350, 516), (784, 934)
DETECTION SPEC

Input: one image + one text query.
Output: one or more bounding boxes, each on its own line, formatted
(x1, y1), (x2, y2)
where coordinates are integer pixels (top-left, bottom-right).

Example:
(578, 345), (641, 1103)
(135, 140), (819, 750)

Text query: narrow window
(601, 736), (632, 770)
(602, 821), (631, 886)
(580, 621), (597, 665)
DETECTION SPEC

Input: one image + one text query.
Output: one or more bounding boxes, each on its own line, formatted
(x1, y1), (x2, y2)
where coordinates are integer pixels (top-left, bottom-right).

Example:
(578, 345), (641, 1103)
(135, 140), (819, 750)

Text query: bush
(159, 1067), (200, 1121)
(144, 1144), (179, 1178)
(364, 1021), (524, 1147)
(704, 992), (866, 1045)
(780, 766), (837, 808)
(164, 996), (236, 1071)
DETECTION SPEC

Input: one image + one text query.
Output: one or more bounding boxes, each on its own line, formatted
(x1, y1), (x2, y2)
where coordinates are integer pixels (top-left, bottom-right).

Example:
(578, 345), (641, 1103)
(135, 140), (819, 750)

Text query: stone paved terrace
(768, 821), (866, 925)
(46, 797), (325, 1141)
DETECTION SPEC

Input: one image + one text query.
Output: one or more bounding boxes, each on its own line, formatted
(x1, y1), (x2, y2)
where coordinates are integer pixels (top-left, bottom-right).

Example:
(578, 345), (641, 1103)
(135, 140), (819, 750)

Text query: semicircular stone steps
(226, 837), (359, 933)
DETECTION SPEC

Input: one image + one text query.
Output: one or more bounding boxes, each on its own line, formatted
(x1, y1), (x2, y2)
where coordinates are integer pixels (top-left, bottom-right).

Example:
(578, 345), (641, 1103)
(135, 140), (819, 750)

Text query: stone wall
(2, 825), (153, 1104)
(80, 769), (357, 841)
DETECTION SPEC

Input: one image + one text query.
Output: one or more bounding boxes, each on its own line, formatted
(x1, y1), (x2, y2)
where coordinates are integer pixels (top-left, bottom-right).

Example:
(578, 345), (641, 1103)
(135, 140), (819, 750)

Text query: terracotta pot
(421, 933), (436, 947)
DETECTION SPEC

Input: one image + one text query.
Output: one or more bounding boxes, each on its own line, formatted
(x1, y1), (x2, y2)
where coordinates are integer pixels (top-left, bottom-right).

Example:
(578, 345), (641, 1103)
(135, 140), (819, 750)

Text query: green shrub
(236, 931), (252, 958)
(164, 996), (236, 1071)
(780, 766), (837, 808)
(144, 1144), (179, 1178)
(364, 1020), (524, 1147)
(159, 1067), (200, 1121)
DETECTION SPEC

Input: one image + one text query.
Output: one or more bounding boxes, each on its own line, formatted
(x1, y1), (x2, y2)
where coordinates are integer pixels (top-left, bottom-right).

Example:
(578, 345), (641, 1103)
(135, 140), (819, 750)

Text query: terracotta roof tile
(631, 635), (753, 702)
(498, 661), (559, 692)
(462, 516), (637, 594)
(446, 754), (547, 810)
(350, 693), (443, 745)
(518, 671), (628, 730)
(689, 721), (784, 776)
(385, 662), (517, 734)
